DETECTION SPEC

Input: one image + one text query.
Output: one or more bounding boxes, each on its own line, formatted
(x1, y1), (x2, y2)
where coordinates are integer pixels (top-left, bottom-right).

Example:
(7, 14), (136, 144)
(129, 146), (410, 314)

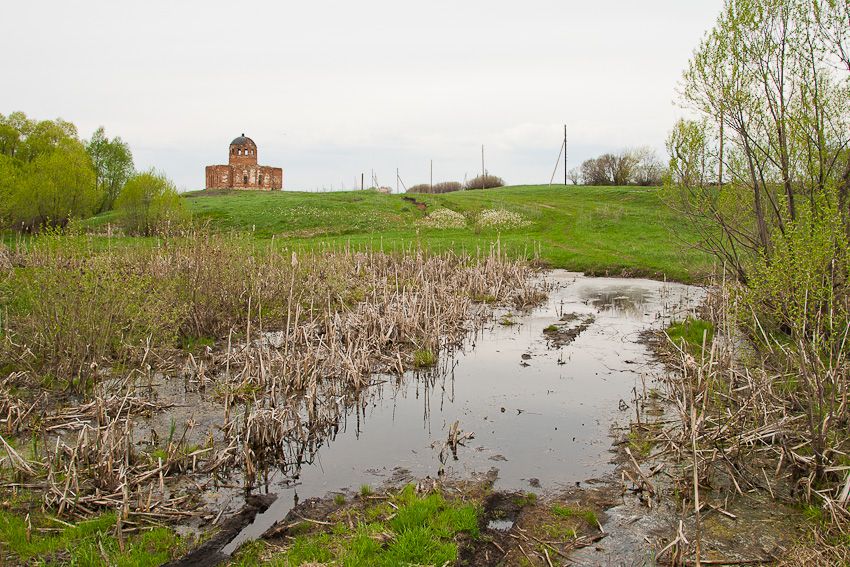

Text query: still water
(223, 271), (702, 551)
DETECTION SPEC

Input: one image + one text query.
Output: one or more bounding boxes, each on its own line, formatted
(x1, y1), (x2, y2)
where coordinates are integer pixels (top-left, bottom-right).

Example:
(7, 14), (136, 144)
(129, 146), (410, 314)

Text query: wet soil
(241, 473), (616, 567)
(165, 494), (276, 567)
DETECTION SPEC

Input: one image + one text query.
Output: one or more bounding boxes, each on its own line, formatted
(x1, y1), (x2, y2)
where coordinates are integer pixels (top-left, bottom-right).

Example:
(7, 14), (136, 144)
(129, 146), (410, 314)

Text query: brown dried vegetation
(0, 232), (546, 526)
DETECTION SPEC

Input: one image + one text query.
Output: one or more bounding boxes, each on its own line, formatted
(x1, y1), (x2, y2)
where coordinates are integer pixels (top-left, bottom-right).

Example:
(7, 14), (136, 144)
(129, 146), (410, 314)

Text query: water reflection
(223, 271), (702, 551)
(580, 286), (652, 317)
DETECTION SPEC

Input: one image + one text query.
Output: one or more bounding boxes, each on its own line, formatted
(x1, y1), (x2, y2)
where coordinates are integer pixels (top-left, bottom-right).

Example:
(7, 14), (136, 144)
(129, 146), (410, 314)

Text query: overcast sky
(2, 1), (721, 191)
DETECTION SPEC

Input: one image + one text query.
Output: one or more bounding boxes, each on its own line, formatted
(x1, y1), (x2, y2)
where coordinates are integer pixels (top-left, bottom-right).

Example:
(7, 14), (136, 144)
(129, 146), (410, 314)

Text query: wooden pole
(549, 139), (565, 186)
(564, 124), (568, 186)
(481, 145), (485, 188)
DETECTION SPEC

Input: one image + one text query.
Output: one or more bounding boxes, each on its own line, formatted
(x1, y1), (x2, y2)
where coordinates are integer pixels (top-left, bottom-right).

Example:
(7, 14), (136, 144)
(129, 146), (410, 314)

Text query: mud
(164, 493), (276, 567)
(401, 195), (428, 211)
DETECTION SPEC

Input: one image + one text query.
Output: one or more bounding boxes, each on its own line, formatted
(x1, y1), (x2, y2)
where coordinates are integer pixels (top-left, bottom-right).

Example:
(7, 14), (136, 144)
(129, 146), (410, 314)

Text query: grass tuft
(413, 349), (437, 368)
(550, 504), (598, 526)
(667, 318), (714, 353)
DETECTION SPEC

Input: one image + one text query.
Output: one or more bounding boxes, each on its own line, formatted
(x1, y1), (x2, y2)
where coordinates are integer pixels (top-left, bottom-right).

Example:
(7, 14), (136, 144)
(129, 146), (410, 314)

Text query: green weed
(0, 509), (186, 566)
(413, 349), (437, 368)
(550, 504), (598, 526)
(667, 318), (714, 353)
(231, 484), (479, 567)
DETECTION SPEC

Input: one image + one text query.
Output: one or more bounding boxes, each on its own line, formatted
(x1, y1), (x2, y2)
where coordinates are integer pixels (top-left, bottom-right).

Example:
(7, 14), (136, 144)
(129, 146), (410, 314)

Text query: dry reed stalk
(2, 235), (547, 522)
(652, 281), (850, 563)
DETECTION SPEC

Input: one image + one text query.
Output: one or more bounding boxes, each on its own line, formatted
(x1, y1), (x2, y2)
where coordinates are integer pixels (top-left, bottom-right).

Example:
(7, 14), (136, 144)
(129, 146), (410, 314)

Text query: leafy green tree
(86, 127), (134, 212)
(0, 113), (23, 157)
(115, 170), (186, 235)
(0, 154), (19, 224)
(668, 0), (850, 278)
(0, 112), (135, 230)
(17, 139), (100, 229)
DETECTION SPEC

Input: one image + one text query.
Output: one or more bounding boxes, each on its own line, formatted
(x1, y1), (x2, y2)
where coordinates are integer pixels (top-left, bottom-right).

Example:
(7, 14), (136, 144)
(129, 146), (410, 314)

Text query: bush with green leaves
(115, 170), (186, 235)
(742, 197), (849, 357)
(0, 112), (102, 231)
(736, 196), (850, 478)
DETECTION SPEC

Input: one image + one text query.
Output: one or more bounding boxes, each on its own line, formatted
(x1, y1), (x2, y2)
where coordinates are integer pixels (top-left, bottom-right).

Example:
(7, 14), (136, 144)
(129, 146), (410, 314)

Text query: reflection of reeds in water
(213, 246), (546, 491)
(1, 235), (546, 520)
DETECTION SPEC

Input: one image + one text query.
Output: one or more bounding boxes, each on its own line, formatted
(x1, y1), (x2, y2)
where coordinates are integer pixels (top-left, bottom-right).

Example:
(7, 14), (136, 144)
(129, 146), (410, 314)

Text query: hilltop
(174, 185), (711, 282)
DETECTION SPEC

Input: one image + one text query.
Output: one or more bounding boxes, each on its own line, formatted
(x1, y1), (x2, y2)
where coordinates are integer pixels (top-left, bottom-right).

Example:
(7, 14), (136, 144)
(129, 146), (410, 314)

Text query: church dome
(230, 134), (256, 146)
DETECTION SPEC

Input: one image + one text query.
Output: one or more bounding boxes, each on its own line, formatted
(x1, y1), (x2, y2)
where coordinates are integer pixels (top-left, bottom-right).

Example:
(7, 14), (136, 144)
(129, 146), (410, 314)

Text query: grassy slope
(180, 185), (712, 282)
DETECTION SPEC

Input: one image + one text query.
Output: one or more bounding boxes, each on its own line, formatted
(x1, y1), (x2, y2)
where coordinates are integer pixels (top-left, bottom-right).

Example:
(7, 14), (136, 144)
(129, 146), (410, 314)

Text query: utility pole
(361, 173), (364, 191)
(430, 160), (433, 192)
(396, 168), (399, 194)
(564, 125), (568, 186)
(481, 145), (485, 188)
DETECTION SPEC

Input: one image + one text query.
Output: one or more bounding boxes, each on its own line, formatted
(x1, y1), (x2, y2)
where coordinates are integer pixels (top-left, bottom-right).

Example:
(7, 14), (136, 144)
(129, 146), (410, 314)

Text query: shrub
(465, 174), (504, 190)
(407, 182), (463, 194)
(433, 181), (462, 193)
(738, 197), (850, 476)
(7, 236), (185, 390)
(115, 170), (186, 235)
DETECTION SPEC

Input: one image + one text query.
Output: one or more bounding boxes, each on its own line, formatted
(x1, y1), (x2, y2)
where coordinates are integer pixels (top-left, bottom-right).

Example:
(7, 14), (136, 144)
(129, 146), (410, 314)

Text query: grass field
(174, 185), (712, 282)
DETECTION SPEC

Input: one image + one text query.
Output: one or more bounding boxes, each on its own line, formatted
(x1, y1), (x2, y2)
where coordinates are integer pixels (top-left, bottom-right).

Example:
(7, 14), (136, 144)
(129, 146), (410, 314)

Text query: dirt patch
(402, 195), (428, 211)
(233, 476), (618, 567)
(165, 493), (276, 567)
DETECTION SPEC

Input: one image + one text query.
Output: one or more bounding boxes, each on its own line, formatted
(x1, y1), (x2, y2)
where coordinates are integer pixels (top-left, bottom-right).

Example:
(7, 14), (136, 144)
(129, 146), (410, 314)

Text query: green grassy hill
(177, 185), (712, 282)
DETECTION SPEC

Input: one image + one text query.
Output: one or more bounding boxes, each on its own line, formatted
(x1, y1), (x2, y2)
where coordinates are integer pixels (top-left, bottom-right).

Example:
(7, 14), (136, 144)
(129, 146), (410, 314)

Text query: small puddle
(486, 518), (515, 532)
(212, 271), (702, 554)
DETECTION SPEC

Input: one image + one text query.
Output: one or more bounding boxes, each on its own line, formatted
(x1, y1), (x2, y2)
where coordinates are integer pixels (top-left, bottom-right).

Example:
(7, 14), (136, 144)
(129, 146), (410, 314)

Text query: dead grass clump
(0, 242), (10, 271)
(653, 282), (850, 563)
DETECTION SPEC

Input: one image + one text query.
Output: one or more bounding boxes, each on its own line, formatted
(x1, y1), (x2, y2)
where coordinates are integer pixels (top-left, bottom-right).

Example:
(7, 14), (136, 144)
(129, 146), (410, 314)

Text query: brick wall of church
(205, 164), (282, 190)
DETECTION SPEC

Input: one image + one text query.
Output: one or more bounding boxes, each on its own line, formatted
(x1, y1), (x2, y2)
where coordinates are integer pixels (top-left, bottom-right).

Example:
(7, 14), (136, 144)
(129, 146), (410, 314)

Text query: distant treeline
(570, 147), (665, 186)
(0, 111), (183, 234)
(407, 174), (504, 194)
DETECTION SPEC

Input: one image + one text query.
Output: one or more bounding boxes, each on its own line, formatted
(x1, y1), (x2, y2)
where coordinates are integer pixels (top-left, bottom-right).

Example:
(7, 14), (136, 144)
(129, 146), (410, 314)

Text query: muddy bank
(225, 473), (615, 567)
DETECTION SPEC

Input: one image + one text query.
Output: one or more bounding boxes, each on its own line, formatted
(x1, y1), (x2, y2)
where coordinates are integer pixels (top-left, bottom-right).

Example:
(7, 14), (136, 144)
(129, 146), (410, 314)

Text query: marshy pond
(218, 271), (703, 553)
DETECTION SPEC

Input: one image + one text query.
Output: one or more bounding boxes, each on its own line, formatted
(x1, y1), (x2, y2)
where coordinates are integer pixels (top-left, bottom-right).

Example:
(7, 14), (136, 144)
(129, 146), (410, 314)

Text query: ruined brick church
(205, 134), (283, 190)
